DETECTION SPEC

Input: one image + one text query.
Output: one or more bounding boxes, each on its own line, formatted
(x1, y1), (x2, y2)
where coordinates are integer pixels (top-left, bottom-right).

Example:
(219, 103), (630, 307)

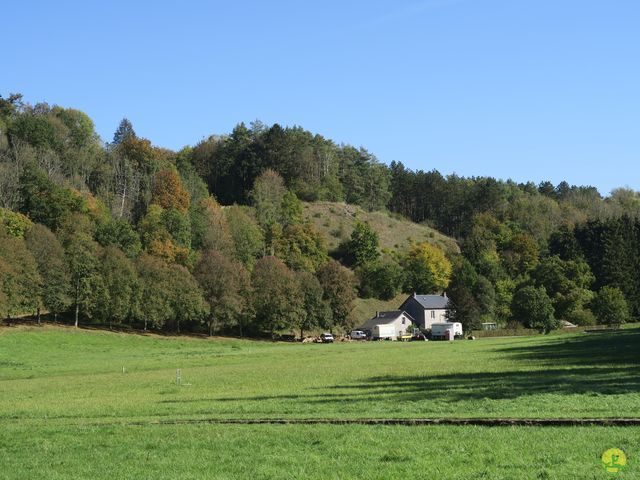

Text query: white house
(359, 311), (415, 340)
(399, 293), (451, 331)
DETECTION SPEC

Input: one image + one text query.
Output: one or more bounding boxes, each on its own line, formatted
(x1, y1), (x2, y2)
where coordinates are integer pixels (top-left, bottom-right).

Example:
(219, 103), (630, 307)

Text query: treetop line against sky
(3, 0), (639, 195)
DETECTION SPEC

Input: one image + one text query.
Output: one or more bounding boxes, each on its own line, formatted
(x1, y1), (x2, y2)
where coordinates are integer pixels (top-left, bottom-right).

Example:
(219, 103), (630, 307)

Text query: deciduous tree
(59, 214), (101, 327)
(194, 250), (250, 336)
(591, 286), (630, 325)
(295, 271), (330, 338)
(95, 246), (138, 329)
(225, 206), (264, 269)
(403, 242), (452, 294)
(0, 225), (40, 320)
(251, 169), (286, 230)
(152, 169), (190, 213)
(511, 285), (558, 333)
(251, 256), (301, 337)
(316, 260), (356, 331)
(273, 223), (327, 272)
(344, 221), (379, 267)
(24, 223), (70, 323)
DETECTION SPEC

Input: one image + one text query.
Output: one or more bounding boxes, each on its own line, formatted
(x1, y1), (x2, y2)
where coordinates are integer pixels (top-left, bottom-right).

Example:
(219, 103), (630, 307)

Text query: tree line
(1, 92), (639, 335)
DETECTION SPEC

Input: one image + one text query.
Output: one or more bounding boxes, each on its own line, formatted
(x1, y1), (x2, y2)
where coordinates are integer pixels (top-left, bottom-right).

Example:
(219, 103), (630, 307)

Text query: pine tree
(112, 118), (136, 145)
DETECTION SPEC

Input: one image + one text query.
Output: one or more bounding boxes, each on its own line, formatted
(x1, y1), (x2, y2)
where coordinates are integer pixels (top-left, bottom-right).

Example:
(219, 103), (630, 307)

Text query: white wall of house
(423, 309), (448, 330)
(395, 313), (413, 336)
(373, 313), (414, 338)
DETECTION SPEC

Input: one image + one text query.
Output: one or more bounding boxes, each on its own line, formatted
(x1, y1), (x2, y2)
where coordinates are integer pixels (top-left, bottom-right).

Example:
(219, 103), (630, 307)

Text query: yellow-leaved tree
(403, 242), (452, 293)
(152, 169), (190, 213)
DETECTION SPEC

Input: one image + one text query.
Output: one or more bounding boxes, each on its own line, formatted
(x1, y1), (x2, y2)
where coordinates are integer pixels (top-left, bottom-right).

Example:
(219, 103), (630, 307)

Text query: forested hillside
(1, 92), (639, 335)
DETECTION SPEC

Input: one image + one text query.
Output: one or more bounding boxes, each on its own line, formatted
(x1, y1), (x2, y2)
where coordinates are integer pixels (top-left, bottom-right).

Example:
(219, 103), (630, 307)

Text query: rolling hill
(302, 201), (459, 255)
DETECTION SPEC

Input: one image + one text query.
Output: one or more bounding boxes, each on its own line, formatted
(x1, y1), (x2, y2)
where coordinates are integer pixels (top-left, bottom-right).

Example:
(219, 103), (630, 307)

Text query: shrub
(591, 286), (630, 325)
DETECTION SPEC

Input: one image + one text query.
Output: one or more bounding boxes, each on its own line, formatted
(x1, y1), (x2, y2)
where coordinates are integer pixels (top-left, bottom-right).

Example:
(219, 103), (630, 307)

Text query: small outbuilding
(359, 311), (415, 340)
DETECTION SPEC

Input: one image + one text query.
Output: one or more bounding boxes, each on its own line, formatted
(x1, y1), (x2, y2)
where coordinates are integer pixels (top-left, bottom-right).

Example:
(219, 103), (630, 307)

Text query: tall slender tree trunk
(37, 307), (41, 326)
(119, 183), (127, 218)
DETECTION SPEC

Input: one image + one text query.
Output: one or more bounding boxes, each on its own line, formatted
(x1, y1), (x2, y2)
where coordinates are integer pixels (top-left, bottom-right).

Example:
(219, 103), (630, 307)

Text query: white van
(430, 322), (463, 340)
(350, 330), (367, 340)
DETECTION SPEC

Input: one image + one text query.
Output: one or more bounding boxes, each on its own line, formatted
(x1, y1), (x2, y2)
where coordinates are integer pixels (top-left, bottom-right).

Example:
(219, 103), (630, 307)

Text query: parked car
(320, 333), (334, 343)
(349, 330), (367, 340)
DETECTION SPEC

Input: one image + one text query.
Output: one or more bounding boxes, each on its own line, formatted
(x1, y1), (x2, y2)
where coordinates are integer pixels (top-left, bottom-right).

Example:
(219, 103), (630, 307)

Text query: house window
(431, 311), (435, 319)
(402, 319), (405, 324)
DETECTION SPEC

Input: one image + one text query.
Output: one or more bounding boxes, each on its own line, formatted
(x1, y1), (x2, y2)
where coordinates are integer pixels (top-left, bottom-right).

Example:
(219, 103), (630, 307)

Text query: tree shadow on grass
(324, 366), (640, 403)
(325, 329), (640, 404)
(324, 329), (640, 403)
(159, 330), (640, 410)
(494, 328), (640, 367)
(164, 365), (640, 409)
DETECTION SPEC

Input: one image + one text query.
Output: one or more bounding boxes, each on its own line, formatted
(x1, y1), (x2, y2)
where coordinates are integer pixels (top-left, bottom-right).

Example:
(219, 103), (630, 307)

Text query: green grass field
(1, 325), (638, 478)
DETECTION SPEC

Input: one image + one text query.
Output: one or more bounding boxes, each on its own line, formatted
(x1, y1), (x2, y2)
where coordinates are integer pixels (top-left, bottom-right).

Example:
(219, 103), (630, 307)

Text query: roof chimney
(443, 292), (447, 298)
(413, 292), (417, 298)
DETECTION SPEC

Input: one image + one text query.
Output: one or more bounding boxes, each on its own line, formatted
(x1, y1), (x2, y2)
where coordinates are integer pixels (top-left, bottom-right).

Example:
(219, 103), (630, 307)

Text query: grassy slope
(303, 201), (459, 326)
(351, 293), (409, 326)
(1, 326), (638, 479)
(302, 201), (459, 254)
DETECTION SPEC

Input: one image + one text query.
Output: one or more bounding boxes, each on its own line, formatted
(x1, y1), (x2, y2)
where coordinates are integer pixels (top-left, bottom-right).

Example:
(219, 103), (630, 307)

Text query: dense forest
(1, 93), (639, 336)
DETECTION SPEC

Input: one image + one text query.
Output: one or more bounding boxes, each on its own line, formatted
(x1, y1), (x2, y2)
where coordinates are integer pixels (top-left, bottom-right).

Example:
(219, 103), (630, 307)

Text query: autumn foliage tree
(191, 197), (234, 255)
(152, 169), (190, 213)
(403, 242), (452, 294)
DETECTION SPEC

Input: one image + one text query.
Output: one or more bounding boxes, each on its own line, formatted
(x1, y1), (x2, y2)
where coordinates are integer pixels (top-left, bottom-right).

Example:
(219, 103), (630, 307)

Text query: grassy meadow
(1, 325), (638, 478)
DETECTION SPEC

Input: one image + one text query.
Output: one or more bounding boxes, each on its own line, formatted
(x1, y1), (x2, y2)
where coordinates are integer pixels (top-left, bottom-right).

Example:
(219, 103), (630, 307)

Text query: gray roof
(359, 310), (415, 330)
(402, 294), (450, 310)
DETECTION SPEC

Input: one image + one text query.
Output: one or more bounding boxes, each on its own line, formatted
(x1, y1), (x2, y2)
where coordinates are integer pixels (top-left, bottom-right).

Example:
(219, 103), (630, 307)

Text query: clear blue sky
(4, 0), (639, 195)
